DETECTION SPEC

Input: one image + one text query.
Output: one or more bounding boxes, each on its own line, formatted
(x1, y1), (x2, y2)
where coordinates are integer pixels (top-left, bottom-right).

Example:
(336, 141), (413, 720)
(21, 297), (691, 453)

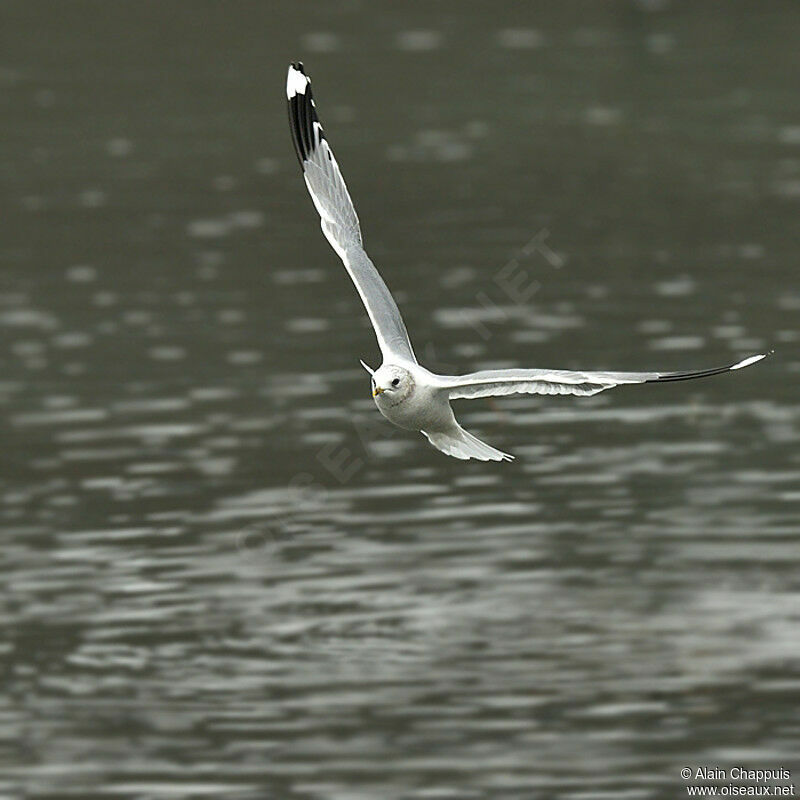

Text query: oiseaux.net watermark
(237, 227), (565, 557)
(681, 766), (794, 796)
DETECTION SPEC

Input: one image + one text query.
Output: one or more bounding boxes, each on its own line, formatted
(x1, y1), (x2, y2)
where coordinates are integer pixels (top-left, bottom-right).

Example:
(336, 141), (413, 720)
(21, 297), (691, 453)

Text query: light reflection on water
(2, 2), (799, 798)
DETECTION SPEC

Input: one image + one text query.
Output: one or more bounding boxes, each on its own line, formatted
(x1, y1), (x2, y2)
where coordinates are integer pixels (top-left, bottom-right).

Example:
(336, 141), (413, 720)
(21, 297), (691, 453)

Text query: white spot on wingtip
(731, 353), (766, 370)
(286, 66), (309, 100)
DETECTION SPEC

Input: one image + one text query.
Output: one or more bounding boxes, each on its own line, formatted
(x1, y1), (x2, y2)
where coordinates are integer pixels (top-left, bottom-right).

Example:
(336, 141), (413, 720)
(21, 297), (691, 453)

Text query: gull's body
(286, 63), (769, 461)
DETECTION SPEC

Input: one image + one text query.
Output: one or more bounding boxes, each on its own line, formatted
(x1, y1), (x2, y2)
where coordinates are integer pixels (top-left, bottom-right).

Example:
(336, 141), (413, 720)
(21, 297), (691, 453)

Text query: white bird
(286, 62), (770, 461)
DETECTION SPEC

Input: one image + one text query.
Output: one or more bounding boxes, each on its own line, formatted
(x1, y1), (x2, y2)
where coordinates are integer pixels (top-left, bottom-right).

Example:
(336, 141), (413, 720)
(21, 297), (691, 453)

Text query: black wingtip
(287, 64), (310, 166)
(287, 62), (324, 170)
(646, 351), (771, 384)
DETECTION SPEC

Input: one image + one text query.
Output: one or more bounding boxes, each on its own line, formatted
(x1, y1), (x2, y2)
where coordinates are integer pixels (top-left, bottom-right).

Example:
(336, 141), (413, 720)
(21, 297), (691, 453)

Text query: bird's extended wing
(287, 62), (417, 365)
(437, 353), (770, 400)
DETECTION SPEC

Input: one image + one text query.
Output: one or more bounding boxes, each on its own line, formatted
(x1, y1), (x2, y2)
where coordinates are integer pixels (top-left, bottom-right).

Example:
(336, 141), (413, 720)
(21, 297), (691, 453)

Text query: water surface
(2, 2), (799, 798)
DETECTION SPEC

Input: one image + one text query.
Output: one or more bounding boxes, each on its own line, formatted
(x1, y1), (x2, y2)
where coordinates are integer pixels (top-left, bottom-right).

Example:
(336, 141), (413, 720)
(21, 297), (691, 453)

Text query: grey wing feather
(438, 353), (770, 400)
(287, 63), (417, 364)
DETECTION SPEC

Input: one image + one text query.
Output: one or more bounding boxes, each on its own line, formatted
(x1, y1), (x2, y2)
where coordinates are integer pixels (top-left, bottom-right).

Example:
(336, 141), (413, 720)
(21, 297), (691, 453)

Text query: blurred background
(2, 1), (799, 798)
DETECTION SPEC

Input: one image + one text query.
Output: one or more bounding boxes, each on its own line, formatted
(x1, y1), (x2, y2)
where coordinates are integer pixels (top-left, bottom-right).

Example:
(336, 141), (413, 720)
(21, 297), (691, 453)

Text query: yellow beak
(372, 386), (384, 397)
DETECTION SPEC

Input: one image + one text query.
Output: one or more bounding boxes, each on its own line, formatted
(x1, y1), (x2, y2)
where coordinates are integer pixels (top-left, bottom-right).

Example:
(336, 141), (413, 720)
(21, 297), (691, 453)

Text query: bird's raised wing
(287, 63), (417, 365)
(437, 353), (770, 400)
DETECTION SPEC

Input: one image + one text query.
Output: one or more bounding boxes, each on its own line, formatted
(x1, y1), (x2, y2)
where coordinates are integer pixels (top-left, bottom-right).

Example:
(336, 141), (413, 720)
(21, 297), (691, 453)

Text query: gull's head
(370, 365), (414, 407)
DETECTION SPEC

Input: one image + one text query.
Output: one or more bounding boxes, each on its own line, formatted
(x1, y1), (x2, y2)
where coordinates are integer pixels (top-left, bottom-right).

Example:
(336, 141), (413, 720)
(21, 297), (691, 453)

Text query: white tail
(422, 423), (514, 462)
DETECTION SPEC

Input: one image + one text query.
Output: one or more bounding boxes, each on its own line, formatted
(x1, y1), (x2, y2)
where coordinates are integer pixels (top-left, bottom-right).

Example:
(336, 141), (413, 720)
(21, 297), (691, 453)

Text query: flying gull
(286, 62), (770, 461)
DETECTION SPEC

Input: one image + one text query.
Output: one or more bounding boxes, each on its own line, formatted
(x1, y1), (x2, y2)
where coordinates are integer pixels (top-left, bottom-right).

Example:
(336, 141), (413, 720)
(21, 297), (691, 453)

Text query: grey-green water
(2, 2), (799, 798)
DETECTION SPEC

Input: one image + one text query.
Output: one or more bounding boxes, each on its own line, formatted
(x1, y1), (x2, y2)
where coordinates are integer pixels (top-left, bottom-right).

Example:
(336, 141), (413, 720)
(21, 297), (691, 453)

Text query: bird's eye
(391, 378), (400, 387)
